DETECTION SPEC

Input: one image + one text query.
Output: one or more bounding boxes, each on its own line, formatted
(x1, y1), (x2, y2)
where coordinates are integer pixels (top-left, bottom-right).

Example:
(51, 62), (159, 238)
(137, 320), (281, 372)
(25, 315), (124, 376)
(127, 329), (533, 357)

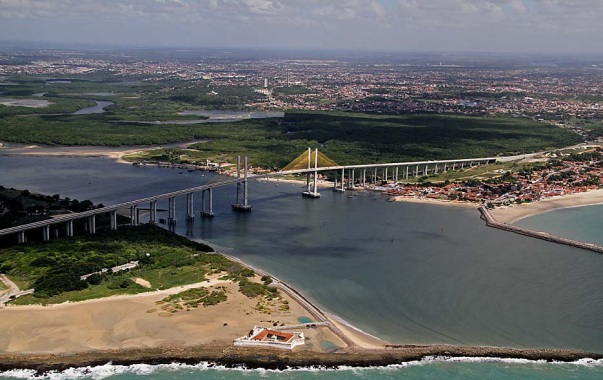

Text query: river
(0, 155), (601, 379)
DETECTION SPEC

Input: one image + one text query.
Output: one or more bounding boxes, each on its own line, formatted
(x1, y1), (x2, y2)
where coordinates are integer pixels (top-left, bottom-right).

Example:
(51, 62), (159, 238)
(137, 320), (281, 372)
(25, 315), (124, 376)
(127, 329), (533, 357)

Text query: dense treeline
(0, 225), (216, 301)
(184, 111), (582, 168)
(0, 186), (100, 230)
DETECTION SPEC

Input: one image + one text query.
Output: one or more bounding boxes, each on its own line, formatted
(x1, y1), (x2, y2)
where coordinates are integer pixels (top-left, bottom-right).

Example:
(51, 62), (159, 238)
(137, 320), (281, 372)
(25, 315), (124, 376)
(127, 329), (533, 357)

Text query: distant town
(1, 48), (602, 142)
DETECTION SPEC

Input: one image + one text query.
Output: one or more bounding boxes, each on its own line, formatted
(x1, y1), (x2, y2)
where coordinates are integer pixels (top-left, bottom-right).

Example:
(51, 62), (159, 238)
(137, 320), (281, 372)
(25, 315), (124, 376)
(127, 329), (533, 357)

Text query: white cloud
(0, 0), (601, 52)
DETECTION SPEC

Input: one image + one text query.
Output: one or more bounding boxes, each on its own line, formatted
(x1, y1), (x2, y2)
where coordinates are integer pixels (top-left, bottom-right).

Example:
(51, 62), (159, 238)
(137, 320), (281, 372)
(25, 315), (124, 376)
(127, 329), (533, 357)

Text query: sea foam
(1, 357), (602, 379)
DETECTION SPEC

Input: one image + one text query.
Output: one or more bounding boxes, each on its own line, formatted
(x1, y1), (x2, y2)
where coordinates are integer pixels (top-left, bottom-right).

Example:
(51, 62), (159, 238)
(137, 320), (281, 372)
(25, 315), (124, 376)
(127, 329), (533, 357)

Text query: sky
(0, 0), (602, 54)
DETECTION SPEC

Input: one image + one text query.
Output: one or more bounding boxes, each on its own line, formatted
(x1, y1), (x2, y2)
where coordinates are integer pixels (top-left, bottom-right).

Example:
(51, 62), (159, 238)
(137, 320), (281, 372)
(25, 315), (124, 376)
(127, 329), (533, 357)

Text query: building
(234, 325), (305, 350)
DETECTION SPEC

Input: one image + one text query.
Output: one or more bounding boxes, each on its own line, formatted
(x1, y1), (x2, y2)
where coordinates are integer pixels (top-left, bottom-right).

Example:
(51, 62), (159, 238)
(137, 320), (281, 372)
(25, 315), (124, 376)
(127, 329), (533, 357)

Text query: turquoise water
(297, 316), (314, 324)
(1, 156), (602, 379)
(516, 204), (603, 246)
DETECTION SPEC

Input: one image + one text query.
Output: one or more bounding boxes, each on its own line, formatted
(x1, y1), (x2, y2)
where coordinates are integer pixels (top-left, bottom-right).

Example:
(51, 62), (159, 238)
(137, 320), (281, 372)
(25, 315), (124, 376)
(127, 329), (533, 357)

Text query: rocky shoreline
(0, 344), (601, 374)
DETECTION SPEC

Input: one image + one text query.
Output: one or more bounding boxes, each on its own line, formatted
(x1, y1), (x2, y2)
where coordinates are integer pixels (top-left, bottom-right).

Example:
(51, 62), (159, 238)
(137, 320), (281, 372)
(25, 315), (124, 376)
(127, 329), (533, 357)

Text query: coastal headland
(0, 343), (600, 373)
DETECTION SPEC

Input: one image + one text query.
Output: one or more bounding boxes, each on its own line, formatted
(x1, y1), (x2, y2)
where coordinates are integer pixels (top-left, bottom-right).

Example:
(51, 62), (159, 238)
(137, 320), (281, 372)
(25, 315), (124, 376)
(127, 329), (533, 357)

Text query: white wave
(418, 356), (603, 367)
(1, 356), (601, 379)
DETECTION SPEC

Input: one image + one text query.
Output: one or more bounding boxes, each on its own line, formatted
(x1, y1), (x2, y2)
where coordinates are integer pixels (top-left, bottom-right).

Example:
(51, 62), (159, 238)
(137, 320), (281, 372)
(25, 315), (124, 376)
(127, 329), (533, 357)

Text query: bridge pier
(302, 149), (320, 198)
(42, 225), (50, 241)
(66, 220), (74, 237)
(201, 189), (215, 217)
(149, 201), (157, 224)
(17, 231), (26, 244)
(233, 156), (253, 210)
(88, 215), (96, 234)
(384, 167), (389, 184)
(130, 205), (139, 226)
(349, 169), (355, 189)
(186, 193), (195, 221)
(362, 169), (366, 187)
(168, 197), (177, 224)
(334, 168), (345, 192)
(110, 210), (117, 230)
(405, 165), (410, 180)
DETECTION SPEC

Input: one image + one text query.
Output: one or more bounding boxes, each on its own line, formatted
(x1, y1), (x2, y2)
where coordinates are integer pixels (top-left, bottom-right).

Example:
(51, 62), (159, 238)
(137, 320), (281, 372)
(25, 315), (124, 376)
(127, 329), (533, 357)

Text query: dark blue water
(1, 155), (602, 379)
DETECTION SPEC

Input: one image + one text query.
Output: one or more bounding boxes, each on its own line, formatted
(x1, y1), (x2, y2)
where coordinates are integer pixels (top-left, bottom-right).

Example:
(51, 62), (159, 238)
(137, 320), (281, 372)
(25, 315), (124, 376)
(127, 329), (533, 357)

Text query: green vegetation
(160, 287), (228, 309)
(122, 111), (582, 169)
(0, 224), (220, 304)
(0, 76), (583, 169)
(0, 186), (101, 231)
(0, 221), (280, 306)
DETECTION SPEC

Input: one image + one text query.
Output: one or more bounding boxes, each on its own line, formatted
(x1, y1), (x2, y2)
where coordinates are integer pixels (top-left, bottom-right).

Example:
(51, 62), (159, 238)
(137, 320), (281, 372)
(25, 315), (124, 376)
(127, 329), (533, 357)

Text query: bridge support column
(89, 215), (96, 234)
(130, 205), (139, 226)
(302, 149), (320, 198)
(17, 231), (26, 244)
(168, 197), (177, 224)
(384, 167), (388, 184)
(110, 210), (117, 230)
(186, 193), (195, 221)
(334, 168), (345, 192)
(405, 166), (409, 180)
(362, 169), (366, 187)
(149, 201), (157, 224)
(233, 156), (253, 210)
(350, 169), (355, 189)
(373, 168), (378, 184)
(202, 189), (215, 217)
(394, 167), (399, 183)
(42, 225), (50, 241)
(66, 220), (73, 236)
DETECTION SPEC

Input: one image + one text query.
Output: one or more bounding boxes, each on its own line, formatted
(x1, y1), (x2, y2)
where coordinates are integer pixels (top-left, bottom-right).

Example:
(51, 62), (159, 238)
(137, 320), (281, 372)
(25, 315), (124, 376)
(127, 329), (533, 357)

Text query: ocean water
(516, 204), (603, 246)
(1, 155), (602, 379)
(1, 358), (602, 380)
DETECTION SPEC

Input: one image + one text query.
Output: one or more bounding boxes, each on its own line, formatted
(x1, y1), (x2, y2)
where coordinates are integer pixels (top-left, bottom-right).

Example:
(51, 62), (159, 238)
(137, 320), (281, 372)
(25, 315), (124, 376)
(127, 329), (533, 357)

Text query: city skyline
(0, 0), (602, 54)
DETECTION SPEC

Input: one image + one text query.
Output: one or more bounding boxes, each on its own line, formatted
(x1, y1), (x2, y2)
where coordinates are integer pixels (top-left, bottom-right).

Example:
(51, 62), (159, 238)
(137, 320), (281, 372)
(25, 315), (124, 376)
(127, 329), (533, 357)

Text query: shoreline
(0, 140), (208, 165)
(0, 344), (600, 373)
(489, 189), (603, 224)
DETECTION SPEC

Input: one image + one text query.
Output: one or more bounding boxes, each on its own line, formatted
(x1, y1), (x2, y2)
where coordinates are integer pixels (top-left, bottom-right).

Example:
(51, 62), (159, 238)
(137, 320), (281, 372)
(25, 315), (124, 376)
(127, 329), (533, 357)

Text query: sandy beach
(489, 189), (603, 224)
(0, 276), (348, 354)
(0, 141), (207, 165)
(389, 195), (478, 208)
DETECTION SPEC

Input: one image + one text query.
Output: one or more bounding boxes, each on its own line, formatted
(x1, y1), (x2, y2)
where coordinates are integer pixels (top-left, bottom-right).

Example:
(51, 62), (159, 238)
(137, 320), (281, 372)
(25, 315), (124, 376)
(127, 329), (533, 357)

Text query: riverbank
(489, 189), (603, 224)
(0, 141), (207, 165)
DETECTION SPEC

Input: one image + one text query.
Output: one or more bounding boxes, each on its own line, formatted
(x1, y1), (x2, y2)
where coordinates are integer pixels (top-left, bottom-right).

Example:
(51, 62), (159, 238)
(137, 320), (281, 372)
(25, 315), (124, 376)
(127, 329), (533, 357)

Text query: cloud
(0, 0), (601, 53)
